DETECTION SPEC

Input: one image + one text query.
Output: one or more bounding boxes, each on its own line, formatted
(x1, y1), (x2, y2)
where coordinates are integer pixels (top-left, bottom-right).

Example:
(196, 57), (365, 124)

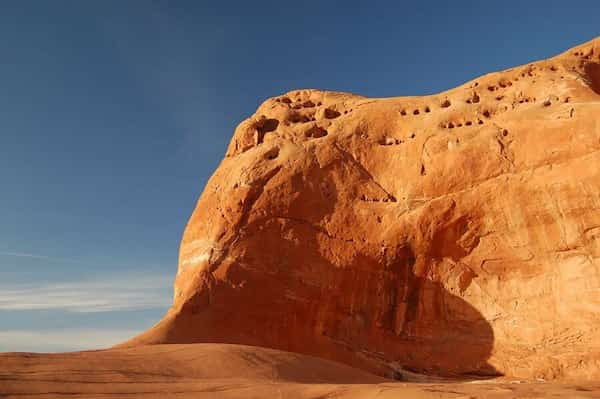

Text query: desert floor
(1, 343), (599, 398)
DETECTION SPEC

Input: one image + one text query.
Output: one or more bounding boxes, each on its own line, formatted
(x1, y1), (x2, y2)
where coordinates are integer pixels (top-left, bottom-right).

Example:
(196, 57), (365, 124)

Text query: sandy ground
(1, 343), (599, 398)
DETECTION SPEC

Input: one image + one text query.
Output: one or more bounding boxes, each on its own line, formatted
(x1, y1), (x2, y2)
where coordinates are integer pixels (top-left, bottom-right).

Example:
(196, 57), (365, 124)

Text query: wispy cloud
(0, 251), (80, 263)
(0, 273), (172, 313)
(0, 329), (140, 352)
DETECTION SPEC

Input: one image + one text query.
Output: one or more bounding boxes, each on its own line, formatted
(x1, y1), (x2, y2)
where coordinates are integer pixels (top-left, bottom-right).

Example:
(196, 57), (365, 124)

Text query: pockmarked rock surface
(123, 37), (600, 381)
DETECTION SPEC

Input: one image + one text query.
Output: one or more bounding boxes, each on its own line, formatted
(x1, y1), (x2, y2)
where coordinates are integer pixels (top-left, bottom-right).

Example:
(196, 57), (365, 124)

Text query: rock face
(124, 37), (600, 380)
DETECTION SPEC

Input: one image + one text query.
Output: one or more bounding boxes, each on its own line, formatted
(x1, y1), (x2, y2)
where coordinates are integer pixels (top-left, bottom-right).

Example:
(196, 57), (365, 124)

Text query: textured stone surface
(0, 344), (600, 399)
(3, 344), (600, 398)
(124, 37), (600, 380)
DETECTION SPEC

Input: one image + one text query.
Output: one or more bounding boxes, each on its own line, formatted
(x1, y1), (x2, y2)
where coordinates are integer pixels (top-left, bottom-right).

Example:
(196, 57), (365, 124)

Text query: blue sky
(0, 1), (598, 352)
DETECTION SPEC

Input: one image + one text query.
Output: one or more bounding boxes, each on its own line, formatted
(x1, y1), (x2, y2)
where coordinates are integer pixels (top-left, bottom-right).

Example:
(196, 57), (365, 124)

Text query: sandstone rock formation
(123, 37), (600, 380)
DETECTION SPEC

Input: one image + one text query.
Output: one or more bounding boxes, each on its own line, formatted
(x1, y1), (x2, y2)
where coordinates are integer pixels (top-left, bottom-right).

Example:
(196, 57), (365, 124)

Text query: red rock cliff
(123, 37), (600, 380)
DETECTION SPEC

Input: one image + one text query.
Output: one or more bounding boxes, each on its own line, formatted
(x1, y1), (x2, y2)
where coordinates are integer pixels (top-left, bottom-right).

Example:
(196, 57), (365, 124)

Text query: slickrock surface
(2, 344), (600, 399)
(121, 37), (600, 381)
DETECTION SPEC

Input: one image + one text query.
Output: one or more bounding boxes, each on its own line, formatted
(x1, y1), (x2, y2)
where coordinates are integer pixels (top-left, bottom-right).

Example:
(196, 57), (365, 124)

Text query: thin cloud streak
(0, 274), (172, 313)
(0, 251), (81, 263)
(0, 329), (141, 352)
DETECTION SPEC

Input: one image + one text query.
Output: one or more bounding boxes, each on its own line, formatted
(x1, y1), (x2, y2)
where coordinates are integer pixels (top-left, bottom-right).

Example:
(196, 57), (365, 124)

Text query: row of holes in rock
(471, 66), (554, 91)
(379, 132), (417, 146)
(276, 97), (352, 118)
(488, 62), (563, 86)
(511, 63), (571, 81)
(255, 115), (329, 146)
(441, 119), (485, 129)
(398, 91), (498, 116)
(262, 127), (329, 161)
(399, 100), (453, 116)
(440, 107), (498, 129)
(277, 97), (322, 108)
(285, 107), (344, 125)
(398, 78), (516, 116)
(573, 48), (598, 60)
(392, 57), (584, 118)
(487, 80), (513, 92)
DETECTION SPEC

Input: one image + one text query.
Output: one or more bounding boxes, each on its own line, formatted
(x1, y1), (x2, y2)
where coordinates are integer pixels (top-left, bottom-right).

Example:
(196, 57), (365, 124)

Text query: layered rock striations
(124, 37), (600, 380)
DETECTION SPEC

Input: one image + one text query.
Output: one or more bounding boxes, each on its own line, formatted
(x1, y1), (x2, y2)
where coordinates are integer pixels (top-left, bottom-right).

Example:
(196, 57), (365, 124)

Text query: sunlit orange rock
(124, 37), (600, 380)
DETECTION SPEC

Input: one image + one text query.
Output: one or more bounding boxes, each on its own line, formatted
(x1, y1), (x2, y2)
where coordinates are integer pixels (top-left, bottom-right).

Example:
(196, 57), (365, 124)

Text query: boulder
(124, 37), (600, 380)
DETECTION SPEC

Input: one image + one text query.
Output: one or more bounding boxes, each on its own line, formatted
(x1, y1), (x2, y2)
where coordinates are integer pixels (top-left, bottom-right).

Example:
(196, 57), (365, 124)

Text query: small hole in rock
(441, 99), (451, 108)
(465, 121), (472, 126)
(256, 118), (279, 134)
(305, 126), (328, 138)
(400, 109), (407, 115)
(324, 108), (341, 119)
(289, 112), (308, 123)
(502, 129), (509, 137)
(413, 109), (420, 115)
(264, 147), (279, 160)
